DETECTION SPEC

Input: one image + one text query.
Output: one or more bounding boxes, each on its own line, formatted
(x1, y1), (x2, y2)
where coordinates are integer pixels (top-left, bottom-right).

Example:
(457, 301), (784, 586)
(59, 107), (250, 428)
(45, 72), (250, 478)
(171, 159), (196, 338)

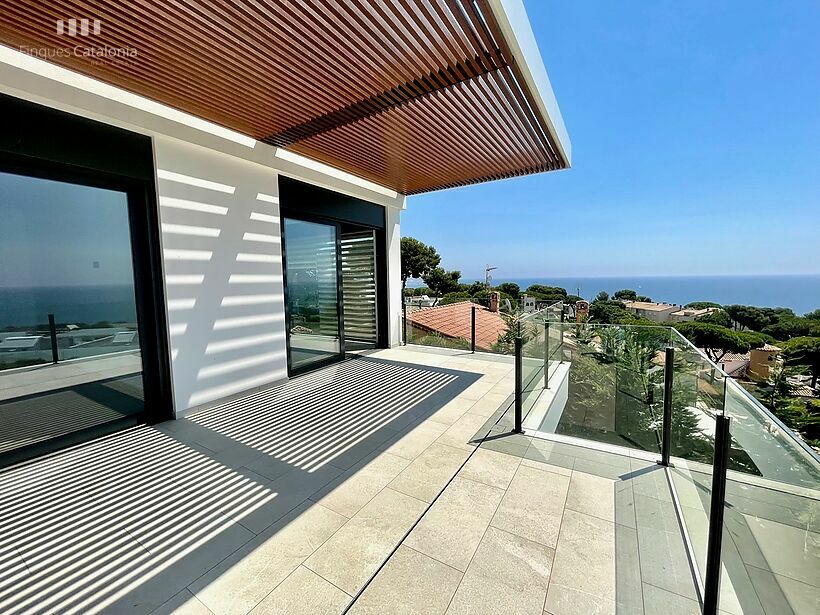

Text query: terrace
(2, 323), (816, 614)
(0, 1), (816, 613)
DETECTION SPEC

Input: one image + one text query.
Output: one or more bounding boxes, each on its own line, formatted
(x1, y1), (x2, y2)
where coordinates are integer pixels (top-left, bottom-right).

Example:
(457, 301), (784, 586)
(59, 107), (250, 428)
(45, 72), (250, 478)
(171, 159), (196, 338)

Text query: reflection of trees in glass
(557, 324), (723, 463)
(492, 312), (538, 354)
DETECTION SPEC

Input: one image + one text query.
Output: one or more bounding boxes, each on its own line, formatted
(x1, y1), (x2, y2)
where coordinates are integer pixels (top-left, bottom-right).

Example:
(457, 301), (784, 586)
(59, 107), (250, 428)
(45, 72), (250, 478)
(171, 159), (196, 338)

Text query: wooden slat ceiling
(0, 0), (568, 194)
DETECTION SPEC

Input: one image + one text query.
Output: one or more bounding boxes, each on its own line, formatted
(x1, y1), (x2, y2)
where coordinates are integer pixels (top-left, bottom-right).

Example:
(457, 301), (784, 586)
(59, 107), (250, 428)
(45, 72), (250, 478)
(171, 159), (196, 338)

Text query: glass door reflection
(0, 170), (145, 460)
(282, 218), (342, 372)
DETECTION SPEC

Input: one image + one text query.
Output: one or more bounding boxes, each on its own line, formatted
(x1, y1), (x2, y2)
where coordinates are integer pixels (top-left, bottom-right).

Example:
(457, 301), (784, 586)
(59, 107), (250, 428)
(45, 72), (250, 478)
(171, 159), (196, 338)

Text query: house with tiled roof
(407, 301), (508, 352)
(716, 351), (751, 377)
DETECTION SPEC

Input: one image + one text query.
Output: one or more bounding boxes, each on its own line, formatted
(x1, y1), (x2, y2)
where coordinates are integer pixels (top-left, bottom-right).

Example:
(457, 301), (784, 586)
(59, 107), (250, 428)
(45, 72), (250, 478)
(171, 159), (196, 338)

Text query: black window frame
(279, 176), (388, 377)
(0, 94), (173, 468)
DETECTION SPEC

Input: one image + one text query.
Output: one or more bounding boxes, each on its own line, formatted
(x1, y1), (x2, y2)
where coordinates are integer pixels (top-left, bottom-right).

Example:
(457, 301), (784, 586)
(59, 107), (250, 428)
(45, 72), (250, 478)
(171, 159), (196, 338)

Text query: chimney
(489, 291), (500, 312)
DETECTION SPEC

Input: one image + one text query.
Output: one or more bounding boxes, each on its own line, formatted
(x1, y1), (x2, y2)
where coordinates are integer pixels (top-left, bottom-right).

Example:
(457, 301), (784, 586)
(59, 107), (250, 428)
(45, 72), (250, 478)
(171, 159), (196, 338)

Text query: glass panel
(340, 230), (377, 350)
(0, 170), (144, 456)
(667, 334), (726, 589)
(719, 387), (820, 615)
(283, 218), (341, 370)
(525, 323), (668, 450)
(520, 313), (546, 421)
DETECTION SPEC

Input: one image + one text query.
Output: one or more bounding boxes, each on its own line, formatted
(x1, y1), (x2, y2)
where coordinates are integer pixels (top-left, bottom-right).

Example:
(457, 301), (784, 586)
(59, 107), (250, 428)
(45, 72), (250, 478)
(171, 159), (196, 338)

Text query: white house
(0, 0), (571, 464)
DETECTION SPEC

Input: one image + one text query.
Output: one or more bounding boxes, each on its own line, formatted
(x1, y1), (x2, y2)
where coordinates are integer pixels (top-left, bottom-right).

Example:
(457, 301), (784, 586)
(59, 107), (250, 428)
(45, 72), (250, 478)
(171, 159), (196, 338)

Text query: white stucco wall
(155, 138), (288, 412)
(0, 46), (406, 416)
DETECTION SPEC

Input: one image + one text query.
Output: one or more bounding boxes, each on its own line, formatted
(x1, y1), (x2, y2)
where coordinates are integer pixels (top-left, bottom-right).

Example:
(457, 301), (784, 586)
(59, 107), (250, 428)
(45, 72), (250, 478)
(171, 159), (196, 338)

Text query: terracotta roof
(408, 301), (507, 351)
(757, 343), (782, 352)
(720, 352), (750, 363)
(791, 384), (818, 398)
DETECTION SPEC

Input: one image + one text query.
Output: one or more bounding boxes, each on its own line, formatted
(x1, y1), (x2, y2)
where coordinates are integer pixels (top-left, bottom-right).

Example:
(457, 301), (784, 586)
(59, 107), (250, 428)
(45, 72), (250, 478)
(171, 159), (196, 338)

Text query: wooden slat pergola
(0, 0), (569, 194)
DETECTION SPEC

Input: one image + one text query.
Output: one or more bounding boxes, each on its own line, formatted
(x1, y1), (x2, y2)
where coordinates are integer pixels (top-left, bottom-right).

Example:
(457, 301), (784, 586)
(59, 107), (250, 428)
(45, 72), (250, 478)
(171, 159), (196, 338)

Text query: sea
(1, 275), (818, 329)
(0, 285), (138, 328)
(490, 275), (820, 315)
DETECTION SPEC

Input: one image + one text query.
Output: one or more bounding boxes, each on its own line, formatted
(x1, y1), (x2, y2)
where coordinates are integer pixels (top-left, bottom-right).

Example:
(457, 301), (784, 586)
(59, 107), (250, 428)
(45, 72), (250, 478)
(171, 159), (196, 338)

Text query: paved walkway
(0, 346), (700, 614)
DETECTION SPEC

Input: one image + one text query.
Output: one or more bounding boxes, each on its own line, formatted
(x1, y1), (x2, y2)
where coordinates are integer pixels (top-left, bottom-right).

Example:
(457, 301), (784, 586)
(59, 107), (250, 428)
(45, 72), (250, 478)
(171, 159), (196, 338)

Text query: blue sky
(402, 1), (820, 280)
(0, 172), (135, 287)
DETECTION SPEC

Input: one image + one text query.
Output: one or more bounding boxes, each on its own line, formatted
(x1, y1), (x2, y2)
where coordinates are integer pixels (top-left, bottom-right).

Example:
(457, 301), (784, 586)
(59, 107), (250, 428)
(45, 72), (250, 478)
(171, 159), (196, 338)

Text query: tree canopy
(613, 289), (638, 300)
(422, 267), (461, 300)
(588, 299), (654, 325)
(495, 282), (520, 299)
(782, 336), (820, 387)
(400, 237), (440, 291)
(674, 322), (767, 363)
(686, 301), (722, 309)
(696, 309), (733, 328)
(523, 285), (568, 303)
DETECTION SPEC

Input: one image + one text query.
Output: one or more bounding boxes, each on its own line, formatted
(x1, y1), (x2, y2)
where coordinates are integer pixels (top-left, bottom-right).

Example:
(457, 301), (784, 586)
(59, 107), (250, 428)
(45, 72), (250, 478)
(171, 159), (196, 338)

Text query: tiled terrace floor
(0, 346), (699, 614)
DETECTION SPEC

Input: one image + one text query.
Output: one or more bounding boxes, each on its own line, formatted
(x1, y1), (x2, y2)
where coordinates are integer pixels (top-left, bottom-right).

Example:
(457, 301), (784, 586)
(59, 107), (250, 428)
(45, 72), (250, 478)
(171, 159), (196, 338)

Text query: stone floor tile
(519, 457), (572, 477)
(745, 565), (819, 615)
(151, 589), (215, 615)
(189, 502), (346, 615)
(744, 516), (819, 586)
(388, 443), (470, 503)
(572, 457), (631, 481)
(459, 380), (497, 401)
(428, 398), (476, 426)
(249, 566), (350, 615)
(633, 494), (679, 533)
(480, 437), (530, 459)
(304, 488), (427, 595)
(312, 452), (410, 518)
(347, 546), (462, 615)
(549, 509), (615, 601)
(566, 471), (615, 521)
(435, 413), (491, 451)
(107, 521), (257, 614)
(614, 480), (637, 529)
(234, 464), (344, 534)
(614, 524), (644, 615)
(491, 464), (570, 548)
(630, 464), (672, 502)
(458, 448), (520, 490)
(446, 527), (553, 615)
(641, 583), (700, 615)
(636, 525), (698, 600)
(544, 583), (615, 615)
(381, 421), (448, 460)
(465, 392), (510, 417)
(241, 454), (294, 483)
(521, 444), (576, 472)
(405, 477), (505, 571)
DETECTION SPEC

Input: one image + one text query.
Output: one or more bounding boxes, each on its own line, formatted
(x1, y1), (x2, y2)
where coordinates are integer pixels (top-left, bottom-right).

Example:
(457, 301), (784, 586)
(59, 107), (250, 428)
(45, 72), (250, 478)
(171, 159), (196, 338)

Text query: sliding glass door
(0, 170), (146, 459)
(282, 218), (343, 373)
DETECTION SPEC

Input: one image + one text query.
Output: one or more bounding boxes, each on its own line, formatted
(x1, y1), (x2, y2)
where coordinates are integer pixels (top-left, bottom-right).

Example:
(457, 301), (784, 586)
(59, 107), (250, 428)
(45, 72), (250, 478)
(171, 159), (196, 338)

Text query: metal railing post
(514, 336), (523, 433)
(660, 346), (675, 466)
(471, 306), (476, 353)
(560, 321), (564, 353)
(703, 414), (731, 615)
(402, 302), (407, 346)
(48, 313), (59, 364)
(543, 321), (550, 389)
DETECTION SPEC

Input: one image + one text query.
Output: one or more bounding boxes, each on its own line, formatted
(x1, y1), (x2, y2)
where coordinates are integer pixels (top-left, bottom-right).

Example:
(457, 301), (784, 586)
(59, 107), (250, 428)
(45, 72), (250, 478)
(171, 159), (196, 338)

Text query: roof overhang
(0, 0), (570, 195)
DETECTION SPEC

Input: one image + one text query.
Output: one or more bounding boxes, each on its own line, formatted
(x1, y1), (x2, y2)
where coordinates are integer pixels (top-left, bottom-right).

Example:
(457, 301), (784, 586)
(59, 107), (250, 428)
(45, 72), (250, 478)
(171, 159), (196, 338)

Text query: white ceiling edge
(485, 0), (572, 167)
